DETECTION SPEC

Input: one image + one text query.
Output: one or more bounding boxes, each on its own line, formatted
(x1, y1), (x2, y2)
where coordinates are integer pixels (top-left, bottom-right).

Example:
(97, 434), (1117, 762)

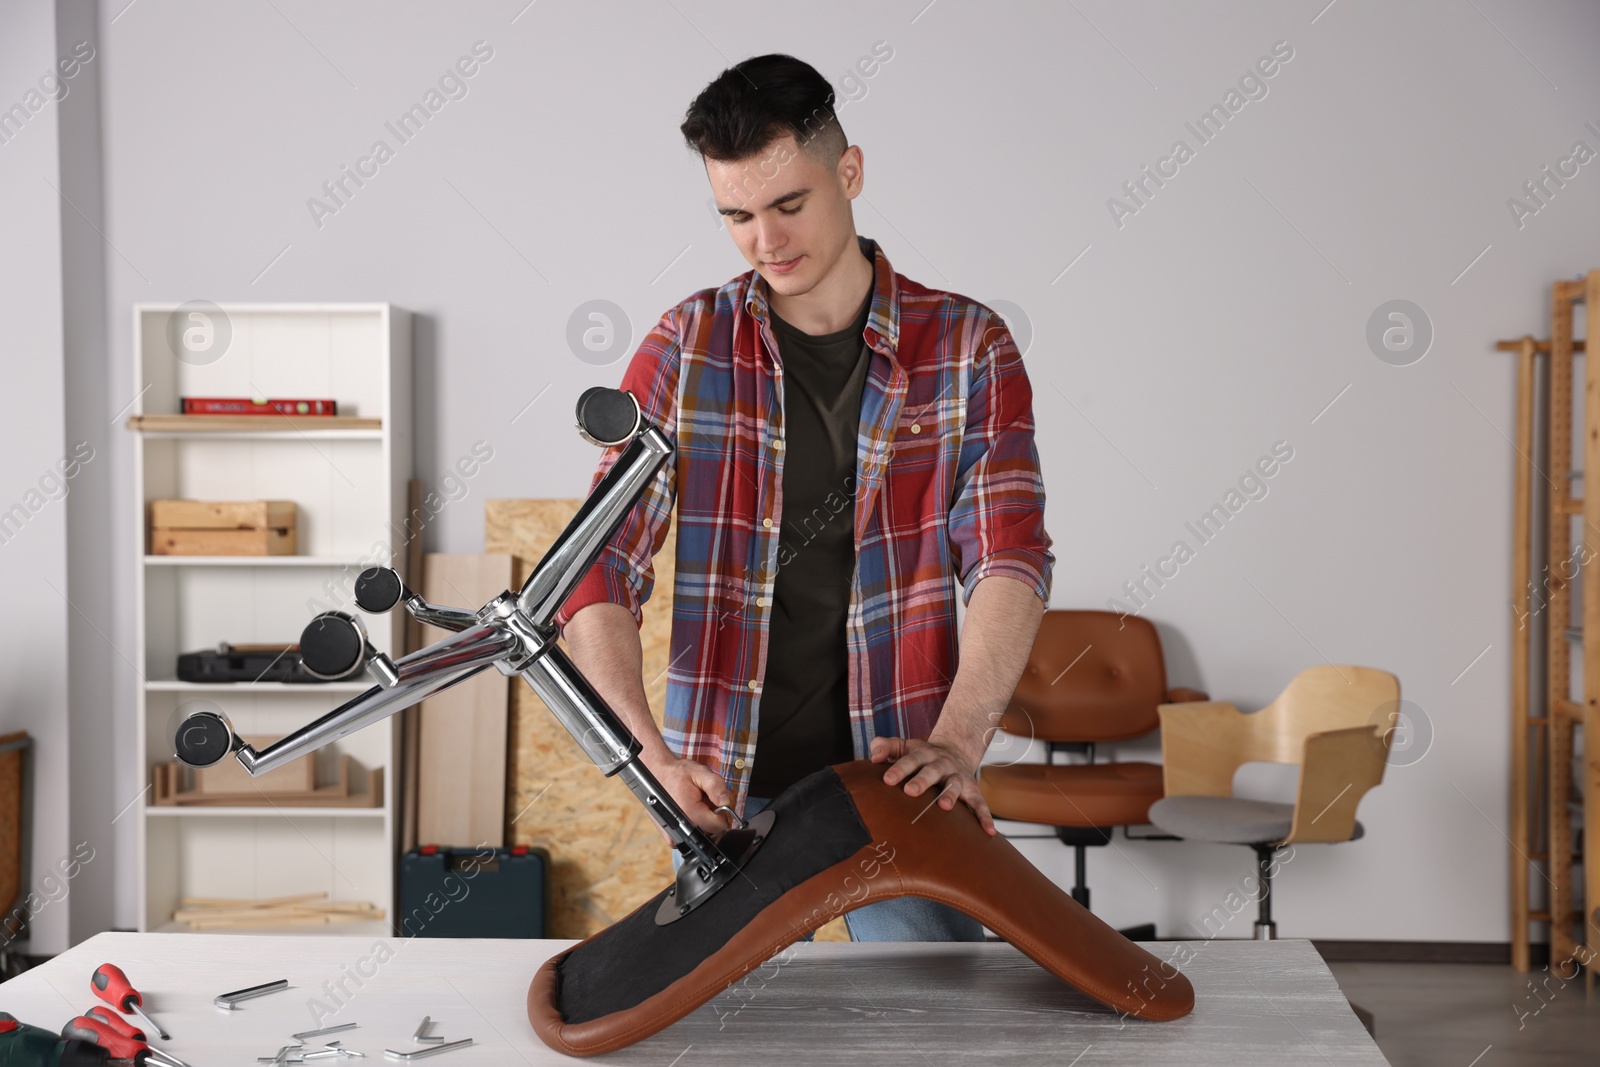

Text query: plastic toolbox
(398, 844), (550, 938)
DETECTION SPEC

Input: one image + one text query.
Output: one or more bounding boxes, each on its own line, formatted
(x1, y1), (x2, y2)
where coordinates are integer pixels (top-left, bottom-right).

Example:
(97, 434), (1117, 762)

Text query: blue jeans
(669, 795), (986, 942)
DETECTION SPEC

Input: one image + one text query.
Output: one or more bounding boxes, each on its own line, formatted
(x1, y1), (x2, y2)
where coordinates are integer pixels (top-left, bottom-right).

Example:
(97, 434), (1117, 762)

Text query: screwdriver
(90, 964), (169, 1040)
(83, 1009), (143, 1042)
(0, 1012), (109, 1066)
(60, 1018), (189, 1067)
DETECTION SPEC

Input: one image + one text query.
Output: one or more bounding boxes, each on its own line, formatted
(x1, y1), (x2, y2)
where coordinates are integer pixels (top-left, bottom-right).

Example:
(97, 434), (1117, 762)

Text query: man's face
(705, 132), (863, 298)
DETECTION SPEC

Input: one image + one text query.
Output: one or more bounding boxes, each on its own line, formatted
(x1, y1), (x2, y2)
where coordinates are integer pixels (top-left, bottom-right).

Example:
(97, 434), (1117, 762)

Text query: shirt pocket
(887, 394), (961, 471)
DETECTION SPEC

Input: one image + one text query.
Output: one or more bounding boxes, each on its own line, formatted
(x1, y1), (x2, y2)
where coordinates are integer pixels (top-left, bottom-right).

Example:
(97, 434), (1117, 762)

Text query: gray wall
(8, 0), (1600, 948)
(0, 0), (73, 956)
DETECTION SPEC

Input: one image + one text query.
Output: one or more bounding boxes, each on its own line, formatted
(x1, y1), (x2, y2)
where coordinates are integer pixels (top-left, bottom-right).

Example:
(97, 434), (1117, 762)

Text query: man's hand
(648, 753), (735, 841)
(868, 736), (996, 836)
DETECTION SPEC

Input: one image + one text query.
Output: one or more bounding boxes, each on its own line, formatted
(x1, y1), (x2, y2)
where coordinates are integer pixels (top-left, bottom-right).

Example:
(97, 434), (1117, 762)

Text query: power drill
(0, 1013), (108, 1066)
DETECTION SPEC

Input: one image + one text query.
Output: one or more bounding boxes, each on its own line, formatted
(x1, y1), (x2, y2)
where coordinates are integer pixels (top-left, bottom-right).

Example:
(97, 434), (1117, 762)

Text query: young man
(555, 54), (1053, 941)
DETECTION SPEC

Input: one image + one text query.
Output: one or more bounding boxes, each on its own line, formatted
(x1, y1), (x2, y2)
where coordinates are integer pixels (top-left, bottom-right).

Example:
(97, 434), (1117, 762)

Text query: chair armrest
(1156, 701), (1249, 798)
(1164, 686), (1210, 703)
(1284, 725), (1386, 845)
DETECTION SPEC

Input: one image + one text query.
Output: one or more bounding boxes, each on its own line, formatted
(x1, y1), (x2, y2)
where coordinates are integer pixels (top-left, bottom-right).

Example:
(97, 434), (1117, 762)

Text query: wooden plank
(149, 527), (296, 555)
(1586, 268), (1600, 984)
(1511, 334), (1535, 972)
(1494, 336), (1587, 353)
(194, 736), (312, 794)
(180, 892), (327, 908)
(148, 499), (296, 529)
(154, 761), (382, 807)
(1548, 275), (1579, 968)
(126, 414), (381, 432)
(414, 553), (514, 849)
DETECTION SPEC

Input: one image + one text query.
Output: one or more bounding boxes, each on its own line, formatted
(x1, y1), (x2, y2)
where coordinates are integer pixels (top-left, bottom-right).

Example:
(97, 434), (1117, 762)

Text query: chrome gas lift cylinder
(171, 387), (771, 924)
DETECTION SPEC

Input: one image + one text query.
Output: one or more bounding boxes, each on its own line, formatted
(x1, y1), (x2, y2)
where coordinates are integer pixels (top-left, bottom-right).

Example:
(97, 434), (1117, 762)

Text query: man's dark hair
(680, 53), (847, 166)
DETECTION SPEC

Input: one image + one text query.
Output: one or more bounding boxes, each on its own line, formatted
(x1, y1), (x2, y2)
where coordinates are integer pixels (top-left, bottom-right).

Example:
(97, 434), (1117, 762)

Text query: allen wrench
(304, 1041), (366, 1060)
(218, 978), (289, 1010)
(383, 1037), (472, 1060)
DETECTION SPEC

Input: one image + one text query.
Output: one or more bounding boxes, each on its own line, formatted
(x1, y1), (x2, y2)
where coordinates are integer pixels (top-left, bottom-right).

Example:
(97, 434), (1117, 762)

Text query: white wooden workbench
(0, 932), (1386, 1064)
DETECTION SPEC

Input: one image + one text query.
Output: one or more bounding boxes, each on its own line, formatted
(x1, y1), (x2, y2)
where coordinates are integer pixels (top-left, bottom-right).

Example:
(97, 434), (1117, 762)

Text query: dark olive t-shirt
(748, 280), (875, 798)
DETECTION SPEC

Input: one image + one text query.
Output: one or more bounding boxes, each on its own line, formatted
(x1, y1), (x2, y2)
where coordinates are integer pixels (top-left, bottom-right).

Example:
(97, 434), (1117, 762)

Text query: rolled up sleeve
(552, 310), (682, 633)
(947, 309), (1054, 606)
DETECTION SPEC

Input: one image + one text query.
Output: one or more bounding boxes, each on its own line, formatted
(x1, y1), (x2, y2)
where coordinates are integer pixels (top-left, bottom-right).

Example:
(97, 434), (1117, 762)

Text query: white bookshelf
(131, 303), (412, 935)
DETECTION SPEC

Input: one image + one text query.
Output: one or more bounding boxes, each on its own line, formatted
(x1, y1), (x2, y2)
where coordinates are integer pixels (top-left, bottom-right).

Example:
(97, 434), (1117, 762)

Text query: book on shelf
(181, 397), (339, 416)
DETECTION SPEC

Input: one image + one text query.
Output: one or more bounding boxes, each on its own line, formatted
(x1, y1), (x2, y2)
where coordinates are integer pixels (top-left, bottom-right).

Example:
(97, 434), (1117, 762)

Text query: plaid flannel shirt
(554, 234), (1054, 812)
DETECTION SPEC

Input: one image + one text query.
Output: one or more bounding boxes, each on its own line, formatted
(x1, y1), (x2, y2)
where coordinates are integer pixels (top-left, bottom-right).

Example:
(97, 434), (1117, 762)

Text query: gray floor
(1327, 961), (1600, 1066)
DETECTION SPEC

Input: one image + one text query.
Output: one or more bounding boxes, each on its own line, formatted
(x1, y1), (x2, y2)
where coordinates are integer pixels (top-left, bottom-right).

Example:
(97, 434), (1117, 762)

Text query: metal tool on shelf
(171, 387), (773, 925)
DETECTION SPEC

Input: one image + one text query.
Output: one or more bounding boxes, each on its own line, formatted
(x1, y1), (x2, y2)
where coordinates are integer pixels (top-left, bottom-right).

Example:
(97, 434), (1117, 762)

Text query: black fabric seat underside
(555, 765), (871, 1024)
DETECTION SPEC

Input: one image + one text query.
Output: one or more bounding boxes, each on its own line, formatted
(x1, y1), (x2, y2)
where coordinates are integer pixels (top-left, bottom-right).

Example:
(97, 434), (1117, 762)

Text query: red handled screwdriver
(89, 964), (169, 1040)
(0, 1012), (109, 1066)
(83, 1009), (142, 1042)
(61, 1018), (189, 1067)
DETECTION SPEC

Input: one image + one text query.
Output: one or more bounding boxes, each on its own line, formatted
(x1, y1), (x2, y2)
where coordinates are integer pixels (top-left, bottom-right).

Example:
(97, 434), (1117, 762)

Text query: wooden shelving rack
(128, 302), (412, 935)
(1501, 269), (1598, 978)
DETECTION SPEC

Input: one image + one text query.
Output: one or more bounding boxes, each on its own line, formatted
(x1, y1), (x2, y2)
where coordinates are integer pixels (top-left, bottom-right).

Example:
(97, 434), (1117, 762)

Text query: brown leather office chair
(980, 610), (1207, 938)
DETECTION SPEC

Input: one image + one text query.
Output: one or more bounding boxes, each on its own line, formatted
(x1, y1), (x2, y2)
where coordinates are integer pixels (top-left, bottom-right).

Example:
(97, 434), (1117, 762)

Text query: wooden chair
(1147, 664), (1398, 939)
(979, 610), (1209, 938)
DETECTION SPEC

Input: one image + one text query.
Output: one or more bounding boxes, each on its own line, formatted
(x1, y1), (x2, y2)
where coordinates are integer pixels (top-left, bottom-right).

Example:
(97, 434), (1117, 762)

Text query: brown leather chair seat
(983, 760), (1164, 828)
(528, 759), (1194, 1056)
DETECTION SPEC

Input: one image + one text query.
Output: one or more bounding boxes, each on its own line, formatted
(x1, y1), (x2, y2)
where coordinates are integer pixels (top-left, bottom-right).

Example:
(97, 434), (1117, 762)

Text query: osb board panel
(485, 499), (848, 942)
(415, 553), (514, 850)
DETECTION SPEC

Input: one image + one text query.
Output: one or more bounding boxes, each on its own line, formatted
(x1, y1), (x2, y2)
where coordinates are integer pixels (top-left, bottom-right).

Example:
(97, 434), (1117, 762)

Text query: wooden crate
(194, 736), (313, 794)
(149, 500), (296, 529)
(154, 756), (382, 808)
(148, 498), (297, 555)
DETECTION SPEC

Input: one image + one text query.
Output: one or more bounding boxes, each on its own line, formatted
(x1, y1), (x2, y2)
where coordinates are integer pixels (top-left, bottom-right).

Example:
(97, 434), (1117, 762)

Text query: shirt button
(756, 596), (769, 607)
(734, 758), (747, 769)
(910, 423), (922, 434)
(748, 679), (759, 690)
(773, 439), (785, 450)
(762, 518), (773, 529)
